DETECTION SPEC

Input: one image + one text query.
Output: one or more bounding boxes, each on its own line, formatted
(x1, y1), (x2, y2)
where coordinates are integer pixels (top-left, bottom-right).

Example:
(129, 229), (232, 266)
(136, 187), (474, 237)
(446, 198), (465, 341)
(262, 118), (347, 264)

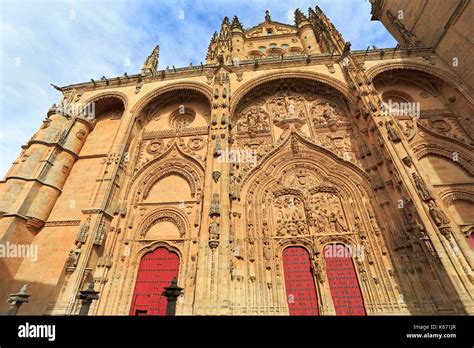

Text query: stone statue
(76, 216), (91, 244)
(210, 193), (220, 216)
(412, 173), (433, 201)
(323, 102), (336, 121)
(66, 245), (81, 268)
(209, 217), (220, 240)
(428, 201), (450, 226)
(385, 121), (401, 142)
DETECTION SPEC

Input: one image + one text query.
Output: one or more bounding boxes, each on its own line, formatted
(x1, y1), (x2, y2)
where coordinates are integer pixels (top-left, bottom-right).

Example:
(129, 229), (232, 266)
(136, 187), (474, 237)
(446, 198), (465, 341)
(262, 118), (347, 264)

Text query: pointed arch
(230, 71), (358, 114)
(128, 143), (205, 203)
(137, 207), (190, 239)
(130, 81), (213, 118)
(366, 61), (473, 103)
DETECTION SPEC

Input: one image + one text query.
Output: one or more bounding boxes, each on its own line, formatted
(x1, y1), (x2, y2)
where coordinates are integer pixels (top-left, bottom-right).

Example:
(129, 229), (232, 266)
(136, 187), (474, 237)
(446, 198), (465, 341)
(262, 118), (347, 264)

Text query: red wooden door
(467, 232), (474, 249)
(282, 247), (319, 315)
(323, 244), (365, 316)
(130, 247), (179, 316)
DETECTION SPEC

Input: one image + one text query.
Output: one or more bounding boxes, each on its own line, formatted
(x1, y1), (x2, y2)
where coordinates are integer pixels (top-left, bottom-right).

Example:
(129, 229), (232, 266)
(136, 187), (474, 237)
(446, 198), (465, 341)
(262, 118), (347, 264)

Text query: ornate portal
(0, 5), (473, 317)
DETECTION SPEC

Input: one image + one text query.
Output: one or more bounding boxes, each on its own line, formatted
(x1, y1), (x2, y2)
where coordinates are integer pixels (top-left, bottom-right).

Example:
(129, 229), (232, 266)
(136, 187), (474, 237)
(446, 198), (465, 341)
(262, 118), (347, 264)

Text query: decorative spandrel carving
(310, 101), (349, 131)
(417, 115), (473, 146)
(283, 169), (319, 188)
(267, 92), (307, 128)
(273, 195), (309, 236)
(235, 105), (271, 134)
(309, 191), (348, 234)
(398, 118), (417, 140)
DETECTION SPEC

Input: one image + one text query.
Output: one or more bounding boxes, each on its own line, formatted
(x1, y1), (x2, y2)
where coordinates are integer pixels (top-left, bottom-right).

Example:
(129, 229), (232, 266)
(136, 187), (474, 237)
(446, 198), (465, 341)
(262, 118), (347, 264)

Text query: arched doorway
(323, 244), (365, 315)
(129, 247), (179, 316)
(282, 246), (319, 315)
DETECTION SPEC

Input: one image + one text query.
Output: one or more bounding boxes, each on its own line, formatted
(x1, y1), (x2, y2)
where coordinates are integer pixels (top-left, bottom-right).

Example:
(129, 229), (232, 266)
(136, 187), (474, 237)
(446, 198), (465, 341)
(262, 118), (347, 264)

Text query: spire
(141, 45), (159, 75)
(294, 8), (307, 26)
(206, 31), (219, 63)
(231, 15), (244, 31)
(220, 16), (231, 39)
(265, 10), (271, 22)
(308, 7), (316, 20)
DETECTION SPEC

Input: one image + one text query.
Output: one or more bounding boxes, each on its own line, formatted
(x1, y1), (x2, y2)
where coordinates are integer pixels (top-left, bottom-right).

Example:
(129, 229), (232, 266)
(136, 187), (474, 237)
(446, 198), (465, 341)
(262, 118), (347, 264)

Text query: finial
(141, 45), (160, 75)
(294, 8), (306, 26)
(231, 15), (244, 31)
(265, 10), (271, 22)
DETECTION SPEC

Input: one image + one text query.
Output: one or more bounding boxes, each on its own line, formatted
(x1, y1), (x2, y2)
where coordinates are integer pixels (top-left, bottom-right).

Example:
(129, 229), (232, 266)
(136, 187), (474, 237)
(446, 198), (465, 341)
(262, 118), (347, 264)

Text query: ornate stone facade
(0, 6), (473, 316)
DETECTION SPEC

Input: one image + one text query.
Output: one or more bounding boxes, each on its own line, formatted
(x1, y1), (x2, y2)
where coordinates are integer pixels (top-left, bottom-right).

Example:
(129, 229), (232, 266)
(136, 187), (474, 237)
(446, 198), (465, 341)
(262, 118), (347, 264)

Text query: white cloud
(0, 0), (396, 177)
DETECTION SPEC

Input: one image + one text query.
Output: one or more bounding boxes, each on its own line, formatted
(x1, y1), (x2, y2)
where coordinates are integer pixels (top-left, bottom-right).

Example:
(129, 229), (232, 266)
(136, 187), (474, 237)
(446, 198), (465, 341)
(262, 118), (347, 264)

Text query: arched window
(282, 246), (319, 315)
(130, 247), (179, 316)
(323, 243), (365, 315)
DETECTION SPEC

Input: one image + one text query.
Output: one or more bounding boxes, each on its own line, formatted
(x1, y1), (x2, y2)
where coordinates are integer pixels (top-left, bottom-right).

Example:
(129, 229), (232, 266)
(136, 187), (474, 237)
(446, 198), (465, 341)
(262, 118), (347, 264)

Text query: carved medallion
(187, 137), (204, 151)
(146, 140), (164, 154)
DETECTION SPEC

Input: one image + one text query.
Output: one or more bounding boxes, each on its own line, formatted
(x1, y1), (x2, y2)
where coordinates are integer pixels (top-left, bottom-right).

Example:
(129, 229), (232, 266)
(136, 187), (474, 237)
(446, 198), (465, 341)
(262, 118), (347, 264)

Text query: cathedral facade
(0, 5), (473, 315)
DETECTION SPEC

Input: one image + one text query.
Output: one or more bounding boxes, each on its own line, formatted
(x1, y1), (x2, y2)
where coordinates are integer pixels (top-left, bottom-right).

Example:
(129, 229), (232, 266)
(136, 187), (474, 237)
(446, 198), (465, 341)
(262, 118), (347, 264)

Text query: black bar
(0, 315), (472, 346)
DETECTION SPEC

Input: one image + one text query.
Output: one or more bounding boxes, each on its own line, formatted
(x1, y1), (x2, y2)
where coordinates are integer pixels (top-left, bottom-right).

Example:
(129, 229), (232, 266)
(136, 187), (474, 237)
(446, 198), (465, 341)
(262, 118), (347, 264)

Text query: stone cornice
(22, 139), (80, 159)
(59, 47), (431, 93)
(0, 176), (63, 192)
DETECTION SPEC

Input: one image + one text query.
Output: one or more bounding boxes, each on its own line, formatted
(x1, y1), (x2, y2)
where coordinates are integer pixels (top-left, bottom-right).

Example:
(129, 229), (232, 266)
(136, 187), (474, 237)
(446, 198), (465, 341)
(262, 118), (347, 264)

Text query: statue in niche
(93, 220), (107, 246)
(210, 193), (220, 216)
(66, 244), (81, 268)
(403, 118), (414, 138)
(428, 201), (450, 226)
(354, 216), (366, 239)
(323, 102), (337, 121)
(286, 94), (306, 120)
(209, 216), (220, 240)
(385, 121), (401, 142)
(247, 224), (255, 243)
(263, 241), (271, 269)
(329, 210), (348, 233)
(262, 222), (269, 238)
(311, 254), (326, 283)
(248, 242), (256, 261)
(412, 173), (433, 201)
(267, 96), (287, 121)
(76, 216), (91, 244)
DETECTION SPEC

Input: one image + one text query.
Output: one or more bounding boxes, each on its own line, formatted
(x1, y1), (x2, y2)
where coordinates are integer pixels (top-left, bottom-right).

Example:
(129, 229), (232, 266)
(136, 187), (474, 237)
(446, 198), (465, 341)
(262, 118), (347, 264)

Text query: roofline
(58, 46), (433, 92)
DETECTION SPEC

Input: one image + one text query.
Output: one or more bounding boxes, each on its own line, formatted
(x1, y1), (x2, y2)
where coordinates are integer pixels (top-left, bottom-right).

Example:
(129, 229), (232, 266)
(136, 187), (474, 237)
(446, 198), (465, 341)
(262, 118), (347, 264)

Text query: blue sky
(0, 0), (396, 177)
